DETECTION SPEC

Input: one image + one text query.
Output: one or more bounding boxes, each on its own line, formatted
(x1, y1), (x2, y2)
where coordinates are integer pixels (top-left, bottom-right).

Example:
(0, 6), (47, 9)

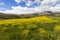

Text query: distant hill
(0, 11), (60, 19)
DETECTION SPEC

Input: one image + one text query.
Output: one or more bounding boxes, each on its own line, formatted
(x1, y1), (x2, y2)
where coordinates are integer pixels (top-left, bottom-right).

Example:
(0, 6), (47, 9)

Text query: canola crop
(0, 16), (60, 40)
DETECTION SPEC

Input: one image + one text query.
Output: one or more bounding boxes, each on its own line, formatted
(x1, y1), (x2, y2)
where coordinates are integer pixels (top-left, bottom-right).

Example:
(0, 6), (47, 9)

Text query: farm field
(0, 16), (60, 40)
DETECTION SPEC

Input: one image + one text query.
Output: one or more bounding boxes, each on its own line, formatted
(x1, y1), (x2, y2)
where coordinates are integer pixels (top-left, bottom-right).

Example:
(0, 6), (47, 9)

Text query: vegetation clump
(0, 16), (60, 40)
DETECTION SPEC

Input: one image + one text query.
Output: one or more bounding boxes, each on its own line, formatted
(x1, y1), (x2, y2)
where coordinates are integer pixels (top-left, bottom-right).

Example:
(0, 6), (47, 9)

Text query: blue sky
(0, 0), (25, 10)
(0, 0), (41, 10)
(0, 0), (60, 14)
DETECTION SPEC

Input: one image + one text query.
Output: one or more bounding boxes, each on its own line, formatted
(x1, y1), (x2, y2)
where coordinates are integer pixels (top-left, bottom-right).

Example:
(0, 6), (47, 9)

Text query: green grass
(0, 16), (60, 40)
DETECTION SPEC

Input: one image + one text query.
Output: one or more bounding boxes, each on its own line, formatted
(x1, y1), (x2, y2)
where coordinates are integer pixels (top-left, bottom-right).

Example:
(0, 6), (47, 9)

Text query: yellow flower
(39, 28), (47, 33)
(54, 25), (60, 32)
(21, 30), (30, 36)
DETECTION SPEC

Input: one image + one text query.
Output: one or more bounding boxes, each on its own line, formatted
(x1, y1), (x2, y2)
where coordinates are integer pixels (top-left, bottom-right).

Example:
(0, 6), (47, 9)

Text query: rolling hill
(0, 11), (60, 19)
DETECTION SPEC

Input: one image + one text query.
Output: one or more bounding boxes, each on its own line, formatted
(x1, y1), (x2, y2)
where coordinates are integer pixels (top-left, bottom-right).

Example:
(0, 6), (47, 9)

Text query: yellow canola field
(0, 16), (58, 25)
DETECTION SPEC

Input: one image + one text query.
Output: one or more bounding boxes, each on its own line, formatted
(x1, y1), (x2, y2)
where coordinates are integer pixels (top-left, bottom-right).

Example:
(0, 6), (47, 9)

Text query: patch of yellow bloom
(0, 16), (58, 27)
(39, 28), (47, 33)
(21, 30), (30, 36)
(54, 25), (60, 32)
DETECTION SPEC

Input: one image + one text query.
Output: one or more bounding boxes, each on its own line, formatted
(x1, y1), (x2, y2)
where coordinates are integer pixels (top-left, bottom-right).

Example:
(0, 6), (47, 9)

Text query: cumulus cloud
(15, 0), (26, 3)
(14, 0), (42, 6)
(15, 0), (21, 3)
(0, 10), (3, 12)
(1, 0), (60, 14)
(25, 0), (42, 6)
(2, 6), (41, 14)
(49, 4), (60, 12)
(2, 5), (51, 14)
(25, 1), (33, 6)
(55, 4), (60, 7)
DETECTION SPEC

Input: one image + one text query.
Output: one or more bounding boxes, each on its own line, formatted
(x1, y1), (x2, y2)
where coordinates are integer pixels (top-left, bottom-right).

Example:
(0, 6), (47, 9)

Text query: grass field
(0, 16), (60, 40)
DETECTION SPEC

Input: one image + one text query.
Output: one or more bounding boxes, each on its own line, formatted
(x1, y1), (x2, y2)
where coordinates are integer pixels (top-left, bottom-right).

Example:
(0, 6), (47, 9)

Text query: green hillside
(0, 16), (60, 40)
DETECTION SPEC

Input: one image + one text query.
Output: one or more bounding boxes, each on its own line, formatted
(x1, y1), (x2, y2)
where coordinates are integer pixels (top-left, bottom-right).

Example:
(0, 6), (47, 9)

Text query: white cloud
(2, 5), (51, 14)
(0, 2), (5, 6)
(15, 0), (21, 3)
(41, 0), (58, 6)
(55, 4), (60, 7)
(34, 0), (42, 4)
(2, 6), (41, 14)
(0, 10), (3, 12)
(14, 0), (41, 5)
(25, 1), (33, 6)
(1, 0), (60, 14)
(14, 0), (26, 3)
(25, 0), (42, 6)
(49, 4), (60, 12)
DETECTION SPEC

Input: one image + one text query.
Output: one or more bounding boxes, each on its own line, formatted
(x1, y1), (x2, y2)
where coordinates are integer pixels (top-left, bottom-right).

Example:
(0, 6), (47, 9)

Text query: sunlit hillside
(0, 16), (60, 40)
(0, 11), (60, 19)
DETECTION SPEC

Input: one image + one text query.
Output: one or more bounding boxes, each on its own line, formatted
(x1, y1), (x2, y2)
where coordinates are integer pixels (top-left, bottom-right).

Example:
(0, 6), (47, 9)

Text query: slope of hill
(0, 16), (60, 40)
(0, 11), (60, 19)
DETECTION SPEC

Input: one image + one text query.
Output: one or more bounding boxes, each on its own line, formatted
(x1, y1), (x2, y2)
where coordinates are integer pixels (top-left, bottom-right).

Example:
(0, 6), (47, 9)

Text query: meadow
(0, 16), (60, 40)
